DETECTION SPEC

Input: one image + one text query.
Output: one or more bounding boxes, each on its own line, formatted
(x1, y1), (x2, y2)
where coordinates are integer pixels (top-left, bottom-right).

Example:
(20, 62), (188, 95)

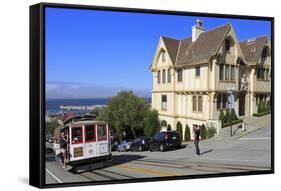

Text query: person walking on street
(194, 125), (200, 156)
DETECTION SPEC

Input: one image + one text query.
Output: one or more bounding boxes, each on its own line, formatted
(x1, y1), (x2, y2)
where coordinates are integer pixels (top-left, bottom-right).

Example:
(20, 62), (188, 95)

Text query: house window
(196, 66), (200, 77)
(157, 70), (161, 83)
(262, 48), (267, 58)
(161, 95), (167, 110)
(178, 68), (182, 82)
(261, 68), (265, 80)
(217, 94), (221, 109)
(219, 64), (224, 80)
(192, 96), (197, 111)
(198, 96), (203, 112)
(162, 51), (166, 62)
(162, 69), (166, 83)
(230, 65), (235, 80)
(225, 39), (231, 52)
(217, 94), (227, 110)
(225, 65), (229, 80)
(257, 67), (260, 79)
(167, 68), (171, 82)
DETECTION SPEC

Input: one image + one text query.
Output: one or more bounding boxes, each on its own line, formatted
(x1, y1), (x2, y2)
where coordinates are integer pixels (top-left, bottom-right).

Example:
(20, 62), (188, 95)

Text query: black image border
(29, 2), (274, 188)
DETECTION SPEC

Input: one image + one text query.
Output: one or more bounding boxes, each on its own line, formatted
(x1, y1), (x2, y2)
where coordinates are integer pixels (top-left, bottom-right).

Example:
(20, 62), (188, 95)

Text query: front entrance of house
(239, 93), (245, 116)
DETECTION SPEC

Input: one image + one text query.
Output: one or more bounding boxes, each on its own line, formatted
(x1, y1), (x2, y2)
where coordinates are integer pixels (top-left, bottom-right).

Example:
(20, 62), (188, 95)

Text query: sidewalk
(182, 113), (271, 146)
(216, 113), (271, 139)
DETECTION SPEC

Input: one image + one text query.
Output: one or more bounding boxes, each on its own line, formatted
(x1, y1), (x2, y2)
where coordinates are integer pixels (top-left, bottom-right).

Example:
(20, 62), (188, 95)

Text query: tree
(176, 122), (183, 140)
(90, 107), (103, 118)
(97, 91), (150, 140)
(46, 121), (60, 136)
(184, 125), (191, 141)
(144, 109), (160, 138)
(200, 124), (207, 139)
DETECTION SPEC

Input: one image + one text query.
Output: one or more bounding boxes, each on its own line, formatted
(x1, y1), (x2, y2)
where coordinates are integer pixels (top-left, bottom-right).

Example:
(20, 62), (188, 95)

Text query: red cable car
(60, 120), (112, 172)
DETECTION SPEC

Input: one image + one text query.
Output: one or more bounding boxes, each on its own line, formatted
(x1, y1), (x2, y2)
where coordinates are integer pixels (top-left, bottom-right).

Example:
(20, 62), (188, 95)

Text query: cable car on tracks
(60, 120), (112, 173)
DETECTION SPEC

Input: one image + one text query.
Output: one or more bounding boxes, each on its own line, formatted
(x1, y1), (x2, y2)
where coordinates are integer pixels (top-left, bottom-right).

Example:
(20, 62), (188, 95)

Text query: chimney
(192, 19), (205, 42)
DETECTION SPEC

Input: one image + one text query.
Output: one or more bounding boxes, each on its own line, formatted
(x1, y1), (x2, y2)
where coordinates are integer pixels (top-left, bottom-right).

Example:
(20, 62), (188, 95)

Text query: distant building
(150, 19), (271, 139)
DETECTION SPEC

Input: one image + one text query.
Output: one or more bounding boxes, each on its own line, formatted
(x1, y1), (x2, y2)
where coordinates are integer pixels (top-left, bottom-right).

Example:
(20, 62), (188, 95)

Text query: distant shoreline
(45, 97), (151, 114)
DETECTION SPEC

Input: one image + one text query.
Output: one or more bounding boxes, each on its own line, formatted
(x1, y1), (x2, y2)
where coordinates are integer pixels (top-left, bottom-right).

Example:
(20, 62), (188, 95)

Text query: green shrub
(206, 127), (217, 138)
(261, 101), (266, 112)
(184, 125), (191, 141)
(219, 110), (225, 127)
(167, 124), (171, 131)
(225, 109), (231, 123)
(176, 122), (183, 140)
(200, 124), (207, 139)
(230, 108), (238, 121)
(161, 120), (167, 127)
(257, 102), (262, 113)
(267, 101), (271, 111)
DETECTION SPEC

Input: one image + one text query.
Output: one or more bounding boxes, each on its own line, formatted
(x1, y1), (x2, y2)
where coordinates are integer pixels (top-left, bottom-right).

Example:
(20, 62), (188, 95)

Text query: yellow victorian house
(150, 19), (271, 139)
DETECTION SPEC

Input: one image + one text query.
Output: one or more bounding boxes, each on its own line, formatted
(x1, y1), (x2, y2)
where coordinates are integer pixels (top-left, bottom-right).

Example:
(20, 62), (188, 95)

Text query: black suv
(149, 131), (182, 152)
(130, 136), (150, 151)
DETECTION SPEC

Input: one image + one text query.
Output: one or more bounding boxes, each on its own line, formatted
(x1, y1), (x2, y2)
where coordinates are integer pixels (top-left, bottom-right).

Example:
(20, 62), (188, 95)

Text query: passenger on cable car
(72, 129), (82, 144)
(59, 132), (70, 169)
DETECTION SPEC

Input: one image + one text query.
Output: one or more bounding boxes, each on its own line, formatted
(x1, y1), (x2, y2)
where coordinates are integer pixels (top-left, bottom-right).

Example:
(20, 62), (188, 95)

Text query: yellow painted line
(115, 164), (183, 177)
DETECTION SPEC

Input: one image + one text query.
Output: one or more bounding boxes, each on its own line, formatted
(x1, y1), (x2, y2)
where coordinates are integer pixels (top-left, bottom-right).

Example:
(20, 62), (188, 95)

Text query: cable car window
(85, 125), (95, 142)
(72, 127), (83, 144)
(97, 124), (107, 141)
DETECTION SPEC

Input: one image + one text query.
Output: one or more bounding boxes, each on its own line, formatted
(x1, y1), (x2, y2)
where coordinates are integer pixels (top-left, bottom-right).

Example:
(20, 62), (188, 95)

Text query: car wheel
(149, 145), (153, 152)
(160, 144), (165, 152)
(138, 146), (142, 152)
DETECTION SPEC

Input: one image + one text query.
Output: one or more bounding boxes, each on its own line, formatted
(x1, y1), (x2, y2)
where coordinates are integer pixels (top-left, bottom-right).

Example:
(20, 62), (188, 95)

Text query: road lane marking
(197, 157), (270, 164)
(115, 164), (183, 177)
(46, 168), (63, 183)
(239, 137), (271, 140)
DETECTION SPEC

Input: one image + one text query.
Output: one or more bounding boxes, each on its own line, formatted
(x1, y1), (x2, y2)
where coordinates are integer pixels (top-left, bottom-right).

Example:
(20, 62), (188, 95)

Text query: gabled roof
(239, 36), (269, 64)
(177, 24), (231, 66)
(161, 36), (180, 64)
(161, 24), (231, 67)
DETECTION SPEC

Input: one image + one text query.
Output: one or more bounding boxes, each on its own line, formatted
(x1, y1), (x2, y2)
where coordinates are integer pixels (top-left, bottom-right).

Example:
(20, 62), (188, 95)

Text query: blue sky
(45, 7), (271, 99)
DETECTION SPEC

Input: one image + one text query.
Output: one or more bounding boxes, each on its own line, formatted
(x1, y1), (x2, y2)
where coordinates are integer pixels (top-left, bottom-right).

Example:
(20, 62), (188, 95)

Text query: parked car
(149, 131), (182, 152)
(117, 140), (133, 152)
(130, 137), (150, 151)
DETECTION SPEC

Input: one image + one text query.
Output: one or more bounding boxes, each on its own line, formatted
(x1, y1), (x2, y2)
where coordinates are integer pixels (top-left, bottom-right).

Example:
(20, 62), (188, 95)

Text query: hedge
(223, 119), (243, 127)
(253, 110), (271, 117)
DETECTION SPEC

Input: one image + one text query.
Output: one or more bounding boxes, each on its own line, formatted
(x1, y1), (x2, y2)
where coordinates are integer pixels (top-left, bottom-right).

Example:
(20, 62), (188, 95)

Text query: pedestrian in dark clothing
(194, 125), (200, 156)
(59, 132), (69, 169)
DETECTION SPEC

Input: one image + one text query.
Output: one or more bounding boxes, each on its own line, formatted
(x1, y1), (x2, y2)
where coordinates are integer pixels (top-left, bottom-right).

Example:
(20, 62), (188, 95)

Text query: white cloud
(46, 81), (151, 99)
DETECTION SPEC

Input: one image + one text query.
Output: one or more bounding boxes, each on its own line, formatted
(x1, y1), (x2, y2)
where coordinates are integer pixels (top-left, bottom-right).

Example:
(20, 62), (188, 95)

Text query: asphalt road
(45, 125), (271, 184)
